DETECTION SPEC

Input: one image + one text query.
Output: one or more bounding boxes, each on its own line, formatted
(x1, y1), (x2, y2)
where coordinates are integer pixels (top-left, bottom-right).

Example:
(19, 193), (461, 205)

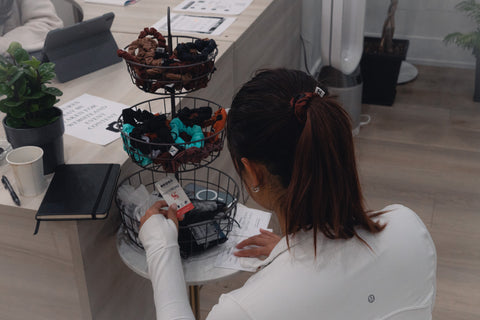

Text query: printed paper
(175, 0), (253, 15)
(58, 94), (125, 146)
(152, 13), (235, 35)
(214, 204), (272, 272)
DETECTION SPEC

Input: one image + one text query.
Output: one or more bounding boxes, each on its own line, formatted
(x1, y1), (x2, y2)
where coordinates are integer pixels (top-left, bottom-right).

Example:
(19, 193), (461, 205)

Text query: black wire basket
(120, 35), (218, 95)
(118, 96), (226, 173)
(115, 167), (239, 258)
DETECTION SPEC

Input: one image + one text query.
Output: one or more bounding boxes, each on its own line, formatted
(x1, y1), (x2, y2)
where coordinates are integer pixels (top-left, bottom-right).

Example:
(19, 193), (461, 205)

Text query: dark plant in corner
(361, 0), (409, 106)
(444, 0), (480, 102)
(379, 0), (399, 53)
(0, 42), (63, 128)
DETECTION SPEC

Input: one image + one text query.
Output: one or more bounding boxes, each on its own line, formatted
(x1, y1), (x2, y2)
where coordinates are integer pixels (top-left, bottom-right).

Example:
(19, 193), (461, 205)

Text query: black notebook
(34, 163), (120, 233)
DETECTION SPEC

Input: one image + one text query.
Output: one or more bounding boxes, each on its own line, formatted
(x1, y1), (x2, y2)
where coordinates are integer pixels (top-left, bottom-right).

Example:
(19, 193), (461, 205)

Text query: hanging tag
(169, 145), (179, 157)
(315, 86), (326, 97)
(155, 176), (194, 219)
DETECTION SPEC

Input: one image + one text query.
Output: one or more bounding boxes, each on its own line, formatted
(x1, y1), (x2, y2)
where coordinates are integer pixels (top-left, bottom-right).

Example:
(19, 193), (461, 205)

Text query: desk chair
(50, 0), (83, 26)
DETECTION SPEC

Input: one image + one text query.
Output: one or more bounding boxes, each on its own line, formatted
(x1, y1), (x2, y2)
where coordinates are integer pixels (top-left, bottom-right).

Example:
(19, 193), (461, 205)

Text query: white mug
(6, 146), (46, 197)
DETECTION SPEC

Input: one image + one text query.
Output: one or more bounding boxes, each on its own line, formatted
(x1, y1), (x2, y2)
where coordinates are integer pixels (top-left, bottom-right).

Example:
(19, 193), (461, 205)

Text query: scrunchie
(290, 92), (318, 123)
(290, 87), (326, 123)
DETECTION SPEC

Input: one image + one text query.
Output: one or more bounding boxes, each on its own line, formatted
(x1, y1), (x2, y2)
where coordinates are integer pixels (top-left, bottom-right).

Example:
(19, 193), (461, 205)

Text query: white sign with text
(59, 94), (125, 146)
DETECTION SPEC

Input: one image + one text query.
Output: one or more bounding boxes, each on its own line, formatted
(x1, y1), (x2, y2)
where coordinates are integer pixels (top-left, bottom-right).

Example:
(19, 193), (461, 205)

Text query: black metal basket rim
(120, 128), (223, 148)
(123, 49), (217, 69)
(122, 35), (219, 69)
(117, 96), (225, 148)
(116, 166), (239, 189)
(115, 166), (240, 213)
(128, 95), (223, 108)
(128, 70), (213, 83)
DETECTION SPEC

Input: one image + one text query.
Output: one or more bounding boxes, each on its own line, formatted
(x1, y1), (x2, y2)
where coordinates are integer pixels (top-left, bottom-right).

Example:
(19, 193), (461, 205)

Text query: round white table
(116, 225), (240, 319)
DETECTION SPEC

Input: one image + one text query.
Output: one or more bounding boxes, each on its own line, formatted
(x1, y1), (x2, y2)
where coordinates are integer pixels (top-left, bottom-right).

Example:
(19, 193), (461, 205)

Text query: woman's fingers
(234, 230), (282, 258)
(236, 230), (280, 248)
(259, 228), (277, 237)
(234, 246), (267, 257)
(140, 201), (179, 230)
(166, 203), (179, 229)
(236, 234), (267, 249)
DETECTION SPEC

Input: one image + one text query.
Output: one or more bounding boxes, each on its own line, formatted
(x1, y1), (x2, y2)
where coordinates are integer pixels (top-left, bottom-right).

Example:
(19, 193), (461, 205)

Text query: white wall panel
(365, 0), (477, 68)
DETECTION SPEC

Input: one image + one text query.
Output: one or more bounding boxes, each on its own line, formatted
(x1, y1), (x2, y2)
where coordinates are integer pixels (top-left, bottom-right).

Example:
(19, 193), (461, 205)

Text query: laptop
(41, 12), (122, 82)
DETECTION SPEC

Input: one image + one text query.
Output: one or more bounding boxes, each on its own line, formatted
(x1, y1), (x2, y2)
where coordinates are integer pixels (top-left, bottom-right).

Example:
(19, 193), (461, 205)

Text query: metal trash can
(318, 66), (363, 135)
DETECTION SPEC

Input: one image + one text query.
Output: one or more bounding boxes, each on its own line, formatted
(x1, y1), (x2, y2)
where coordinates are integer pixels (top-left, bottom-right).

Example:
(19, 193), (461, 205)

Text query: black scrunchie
(174, 39), (217, 62)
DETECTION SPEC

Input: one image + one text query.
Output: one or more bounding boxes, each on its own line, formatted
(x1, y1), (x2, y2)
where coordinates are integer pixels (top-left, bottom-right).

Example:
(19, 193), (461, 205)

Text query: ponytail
(227, 69), (385, 251)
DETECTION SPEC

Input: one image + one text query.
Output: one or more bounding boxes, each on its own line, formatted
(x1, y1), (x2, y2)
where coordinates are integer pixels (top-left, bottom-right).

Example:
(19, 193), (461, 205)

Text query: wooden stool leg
(189, 285), (201, 319)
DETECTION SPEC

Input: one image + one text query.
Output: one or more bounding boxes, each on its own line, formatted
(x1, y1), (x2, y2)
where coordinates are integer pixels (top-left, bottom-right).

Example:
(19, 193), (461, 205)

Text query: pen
(2, 175), (21, 206)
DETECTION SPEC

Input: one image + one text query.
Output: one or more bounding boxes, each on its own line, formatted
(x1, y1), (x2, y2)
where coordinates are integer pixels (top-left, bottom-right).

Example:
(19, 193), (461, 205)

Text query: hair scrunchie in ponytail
(290, 87), (326, 123)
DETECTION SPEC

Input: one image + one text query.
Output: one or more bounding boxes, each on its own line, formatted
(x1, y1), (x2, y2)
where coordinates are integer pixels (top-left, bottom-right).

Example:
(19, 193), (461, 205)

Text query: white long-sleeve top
(0, 0), (63, 54)
(139, 204), (437, 320)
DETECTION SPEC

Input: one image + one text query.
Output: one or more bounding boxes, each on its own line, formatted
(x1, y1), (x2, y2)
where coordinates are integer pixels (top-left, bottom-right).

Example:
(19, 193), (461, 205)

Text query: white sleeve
(139, 215), (195, 320)
(0, 0), (64, 53)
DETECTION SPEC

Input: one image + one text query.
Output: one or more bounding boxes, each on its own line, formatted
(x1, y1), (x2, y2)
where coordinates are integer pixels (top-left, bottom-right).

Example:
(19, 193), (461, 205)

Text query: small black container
(3, 107), (65, 174)
(360, 37), (409, 106)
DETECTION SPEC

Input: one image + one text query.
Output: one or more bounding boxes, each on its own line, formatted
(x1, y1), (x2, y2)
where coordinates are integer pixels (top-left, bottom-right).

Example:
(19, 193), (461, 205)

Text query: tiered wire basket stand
(115, 8), (239, 258)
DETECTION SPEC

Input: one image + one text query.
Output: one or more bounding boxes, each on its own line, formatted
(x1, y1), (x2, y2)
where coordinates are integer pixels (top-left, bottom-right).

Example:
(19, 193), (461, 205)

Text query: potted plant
(360, 0), (409, 106)
(444, 0), (480, 102)
(0, 42), (65, 174)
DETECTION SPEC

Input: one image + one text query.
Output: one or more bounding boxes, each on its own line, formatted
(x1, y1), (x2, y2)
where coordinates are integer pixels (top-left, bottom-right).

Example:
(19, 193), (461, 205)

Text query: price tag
(169, 145), (179, 157)
(155, 176), (194, 218)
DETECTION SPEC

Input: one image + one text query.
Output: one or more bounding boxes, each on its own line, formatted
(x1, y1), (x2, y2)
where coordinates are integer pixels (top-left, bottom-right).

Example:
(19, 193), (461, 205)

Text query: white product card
(155, 176), (194, 218)
(58, 94), (125, 145)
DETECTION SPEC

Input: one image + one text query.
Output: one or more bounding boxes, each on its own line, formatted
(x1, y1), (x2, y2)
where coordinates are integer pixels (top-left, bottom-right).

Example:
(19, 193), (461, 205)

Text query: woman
(0, 0), (63, 54)
(139, 69), (437, 319)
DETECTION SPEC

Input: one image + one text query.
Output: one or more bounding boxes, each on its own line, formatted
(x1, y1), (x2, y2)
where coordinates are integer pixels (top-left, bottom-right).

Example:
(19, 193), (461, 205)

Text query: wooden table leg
(189, 285), (201, 319)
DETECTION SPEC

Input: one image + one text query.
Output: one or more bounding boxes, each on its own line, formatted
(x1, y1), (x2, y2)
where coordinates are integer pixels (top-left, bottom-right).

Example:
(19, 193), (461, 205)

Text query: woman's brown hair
(227, 68), (385, 250)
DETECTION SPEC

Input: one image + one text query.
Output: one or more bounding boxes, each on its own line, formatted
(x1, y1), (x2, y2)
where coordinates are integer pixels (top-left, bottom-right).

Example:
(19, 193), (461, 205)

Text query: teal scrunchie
(121, 123), (153, 166)
(170, 117), (205, 149)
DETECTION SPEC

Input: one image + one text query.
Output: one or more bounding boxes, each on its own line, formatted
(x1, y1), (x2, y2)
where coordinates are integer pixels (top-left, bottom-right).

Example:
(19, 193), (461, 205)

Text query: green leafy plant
(444, 0), (480, 55)
(0, 42), (63, 128)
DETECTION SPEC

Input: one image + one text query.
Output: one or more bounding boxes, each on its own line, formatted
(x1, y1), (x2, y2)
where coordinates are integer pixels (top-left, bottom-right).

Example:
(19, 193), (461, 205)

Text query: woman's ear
(240, 157), (262, 188)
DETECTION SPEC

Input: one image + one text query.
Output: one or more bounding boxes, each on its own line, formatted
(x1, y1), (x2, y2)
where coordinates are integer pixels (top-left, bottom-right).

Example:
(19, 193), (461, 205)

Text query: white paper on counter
(152, 13), (235, 36)
(58, 94), (125, 145)
(174, 0), (253, 15)
(214, 204), (272, 272)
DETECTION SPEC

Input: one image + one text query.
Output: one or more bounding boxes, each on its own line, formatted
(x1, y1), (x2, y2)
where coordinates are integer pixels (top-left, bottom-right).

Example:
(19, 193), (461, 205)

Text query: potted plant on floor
(444, 0), (480, 102)
(360, 0), (409, 106)
(0, 42), (65, 174)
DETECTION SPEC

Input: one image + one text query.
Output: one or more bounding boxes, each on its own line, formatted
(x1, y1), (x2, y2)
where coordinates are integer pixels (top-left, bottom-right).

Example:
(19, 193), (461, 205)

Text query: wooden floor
(198, 65), (480, 319)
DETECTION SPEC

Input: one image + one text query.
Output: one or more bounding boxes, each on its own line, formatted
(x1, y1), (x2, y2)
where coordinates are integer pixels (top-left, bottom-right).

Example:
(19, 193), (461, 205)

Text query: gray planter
(3, 107), (65, 174)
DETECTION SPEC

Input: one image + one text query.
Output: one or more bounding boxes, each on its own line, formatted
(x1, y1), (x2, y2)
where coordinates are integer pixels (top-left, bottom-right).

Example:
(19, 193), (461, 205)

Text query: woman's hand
(234, 229), (281, 258)
(140, 200), (179, 230)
